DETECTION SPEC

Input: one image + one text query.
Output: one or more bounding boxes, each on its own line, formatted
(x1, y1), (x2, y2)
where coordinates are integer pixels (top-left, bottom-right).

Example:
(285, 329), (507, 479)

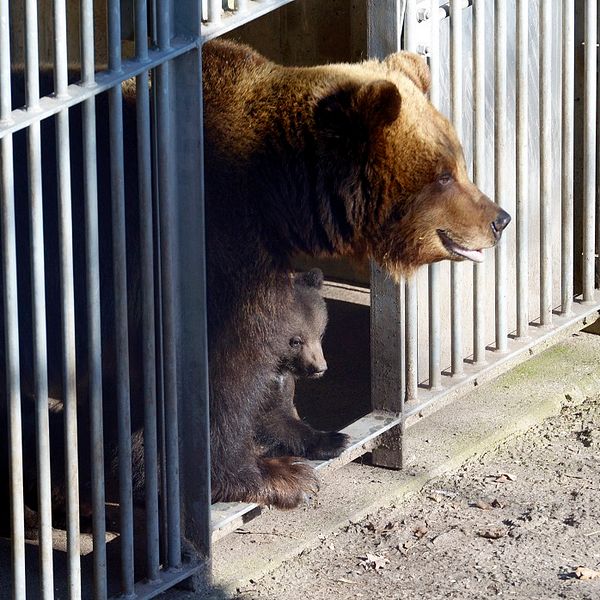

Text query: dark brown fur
(256, 269), (350, 460)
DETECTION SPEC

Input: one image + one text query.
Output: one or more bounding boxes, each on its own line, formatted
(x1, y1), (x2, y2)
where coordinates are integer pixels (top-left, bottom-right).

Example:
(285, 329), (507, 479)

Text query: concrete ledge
(213, 331), (600, 594)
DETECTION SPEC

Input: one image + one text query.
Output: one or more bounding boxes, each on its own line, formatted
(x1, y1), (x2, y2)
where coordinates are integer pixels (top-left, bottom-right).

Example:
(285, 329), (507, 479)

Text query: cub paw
(305, 431), (350, 460)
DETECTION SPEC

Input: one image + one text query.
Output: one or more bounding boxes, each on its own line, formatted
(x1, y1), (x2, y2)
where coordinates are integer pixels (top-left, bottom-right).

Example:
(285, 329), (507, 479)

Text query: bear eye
(438, 173), (453, 186)
(290, 337), (303, 348)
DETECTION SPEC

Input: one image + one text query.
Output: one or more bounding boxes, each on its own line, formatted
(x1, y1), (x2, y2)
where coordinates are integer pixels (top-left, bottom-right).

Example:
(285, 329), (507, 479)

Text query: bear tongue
(453, 246), (485, 263)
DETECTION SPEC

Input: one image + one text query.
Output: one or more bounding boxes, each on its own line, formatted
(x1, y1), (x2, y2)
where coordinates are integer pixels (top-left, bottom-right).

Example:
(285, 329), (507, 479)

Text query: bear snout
(308, 355), (328, 378)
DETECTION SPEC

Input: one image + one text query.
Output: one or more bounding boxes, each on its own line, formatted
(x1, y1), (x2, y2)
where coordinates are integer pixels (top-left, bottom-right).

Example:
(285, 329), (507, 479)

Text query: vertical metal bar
(0, 1), (26, 593)
(516, 0), (529, 336)
(472, 0), (486, 361)
(494, 0), (508, 349)
(583, 0), (597, 301)
(173, 0), (213, 586)
(54, 0), (81, 596)
(428, 0), (441, 387)
(24, 0), (56, 596)
(450, 0), (464, 373)
(367, 0), (407, 471)
(561, 0), (575, 314)
(135, 0), (161, 582)
(108, 0), (135, 593)
(403, 2), (418, 403)
(404, 0), (417, 50)
(237, 0), (248, 12)
(404, 279), (418, 402)
(539, 0), (553, 324)
(81, 0), (108, 596)
(1, 152), (27, 600)
(208, 0), (222, 24)
(156, 0), (182, 570)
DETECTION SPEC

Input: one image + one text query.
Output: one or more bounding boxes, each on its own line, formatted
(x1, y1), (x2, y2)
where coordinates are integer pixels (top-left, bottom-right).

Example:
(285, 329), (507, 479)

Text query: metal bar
(561, 0), (575, 315)
(80, 1), (107, 596)
(54, 0), (81, 595)
(516, 0), (529, 336)
(237, 0), (249, 13)
(80, 0), (95, 85)
(0, 5), (26, 590)
(583, 0), (597, 301)
(472, 0), (486, 361)
(539, 0), (553, 325)
(208, 0), (222, 23)
(1, 139), (27, 600)
(450, 0), (463, 374)
(173, 0), (212, 589)
(405, 279), (418, 402)
(494, 0), (508, 349)
(24, 0), (57, 595)
(83, 96), (108, 600)
(0, 38), (196, 139)
(428, 0), (441, 388)
(135, 0), (161, 583)
(156, 0), (182, 570)
(402, 2), (418, 404)
(108, 0), (135, 593)
(404, 0), (417, 50)
(200, 0), (306, 41)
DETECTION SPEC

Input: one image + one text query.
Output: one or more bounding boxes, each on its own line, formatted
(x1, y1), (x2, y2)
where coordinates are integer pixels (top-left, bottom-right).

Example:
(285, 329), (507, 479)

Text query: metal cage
(0, 0), (598, 598)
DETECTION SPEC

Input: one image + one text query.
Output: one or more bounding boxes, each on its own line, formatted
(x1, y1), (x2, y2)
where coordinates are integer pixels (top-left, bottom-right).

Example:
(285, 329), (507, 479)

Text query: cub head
(280, 268), (328, 379)
(313, 51), (510, 277)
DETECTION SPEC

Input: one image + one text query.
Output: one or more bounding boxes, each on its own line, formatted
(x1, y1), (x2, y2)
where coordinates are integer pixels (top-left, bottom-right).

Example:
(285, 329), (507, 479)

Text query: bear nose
(312, 360), (327, 376)
(491, 209), (511, 239)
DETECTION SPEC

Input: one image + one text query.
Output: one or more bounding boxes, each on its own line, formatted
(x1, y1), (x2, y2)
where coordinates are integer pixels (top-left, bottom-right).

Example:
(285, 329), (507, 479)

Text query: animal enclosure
(0, 0), (598, 598)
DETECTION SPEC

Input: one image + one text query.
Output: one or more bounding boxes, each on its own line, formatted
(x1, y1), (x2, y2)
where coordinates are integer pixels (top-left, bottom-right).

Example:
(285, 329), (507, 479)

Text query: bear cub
(256, 269), (350, 460)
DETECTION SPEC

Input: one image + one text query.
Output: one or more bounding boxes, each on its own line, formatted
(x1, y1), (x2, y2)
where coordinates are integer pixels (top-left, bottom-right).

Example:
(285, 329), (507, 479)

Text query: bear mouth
(437, 230), (484, 263)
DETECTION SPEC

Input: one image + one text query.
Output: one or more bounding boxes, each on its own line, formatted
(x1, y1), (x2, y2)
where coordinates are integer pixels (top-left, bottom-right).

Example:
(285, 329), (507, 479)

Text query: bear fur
(202, 39), (509, 507)
(256, 268), (350, 460)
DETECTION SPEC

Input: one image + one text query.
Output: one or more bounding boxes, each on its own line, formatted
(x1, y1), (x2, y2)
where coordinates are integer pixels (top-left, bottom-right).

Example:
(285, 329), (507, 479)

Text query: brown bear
(202, 39), (510, 508)
(256, 268), (350, 460)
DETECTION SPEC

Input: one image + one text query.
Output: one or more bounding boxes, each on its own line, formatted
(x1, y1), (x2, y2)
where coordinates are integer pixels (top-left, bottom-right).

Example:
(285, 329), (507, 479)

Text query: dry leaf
(474, 499), (493, 510)
(491, 499), (505, 509)
(335, 577), (354, 584)
(477, 526), (507, 539)
(575, 566), (600, 580)
(494, 472), (516, 483)
(413, 522), (428, 539)
(359, 553), (390, 571)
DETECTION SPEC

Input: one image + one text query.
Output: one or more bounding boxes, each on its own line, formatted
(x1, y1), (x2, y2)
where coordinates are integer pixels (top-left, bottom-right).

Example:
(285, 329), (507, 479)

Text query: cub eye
(290, 337), (303, 348)
(438, 173), (453, 186)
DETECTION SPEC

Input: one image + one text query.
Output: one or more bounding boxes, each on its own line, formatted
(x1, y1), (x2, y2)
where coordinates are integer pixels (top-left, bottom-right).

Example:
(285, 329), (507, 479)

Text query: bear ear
(295, 268), (324, 290)
(315, 80), (401, 136)
(384, 51), (431, 94)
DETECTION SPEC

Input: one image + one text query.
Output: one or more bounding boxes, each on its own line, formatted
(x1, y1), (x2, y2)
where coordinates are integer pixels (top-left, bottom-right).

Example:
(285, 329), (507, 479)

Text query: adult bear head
(310, 51), (510, 277)
(202, 40), (510, 278)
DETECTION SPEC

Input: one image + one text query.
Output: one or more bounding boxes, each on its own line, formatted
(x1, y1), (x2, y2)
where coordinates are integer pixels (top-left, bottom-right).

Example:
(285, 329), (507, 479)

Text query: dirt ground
(233, 393), (600, 600)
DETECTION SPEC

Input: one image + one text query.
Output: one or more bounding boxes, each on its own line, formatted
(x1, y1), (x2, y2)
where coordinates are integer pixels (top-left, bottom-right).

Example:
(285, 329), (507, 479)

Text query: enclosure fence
(0, 0), (598, 598)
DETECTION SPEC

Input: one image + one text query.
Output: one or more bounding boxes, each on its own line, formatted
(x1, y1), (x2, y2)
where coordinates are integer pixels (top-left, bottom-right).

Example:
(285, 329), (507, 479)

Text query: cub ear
(384, 51), (431, 94)
(294, 268), (324, 290)
(315, 80), (401, 136)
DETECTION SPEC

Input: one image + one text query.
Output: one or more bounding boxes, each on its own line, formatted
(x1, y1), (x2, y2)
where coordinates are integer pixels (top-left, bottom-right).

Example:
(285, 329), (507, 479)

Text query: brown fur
(202, 40), (509, 508)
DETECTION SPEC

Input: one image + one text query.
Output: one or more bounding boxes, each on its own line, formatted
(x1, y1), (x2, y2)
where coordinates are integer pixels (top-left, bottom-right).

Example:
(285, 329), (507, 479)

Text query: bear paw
(256, 456), (319, 509)
(304, 431), (351, 460)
